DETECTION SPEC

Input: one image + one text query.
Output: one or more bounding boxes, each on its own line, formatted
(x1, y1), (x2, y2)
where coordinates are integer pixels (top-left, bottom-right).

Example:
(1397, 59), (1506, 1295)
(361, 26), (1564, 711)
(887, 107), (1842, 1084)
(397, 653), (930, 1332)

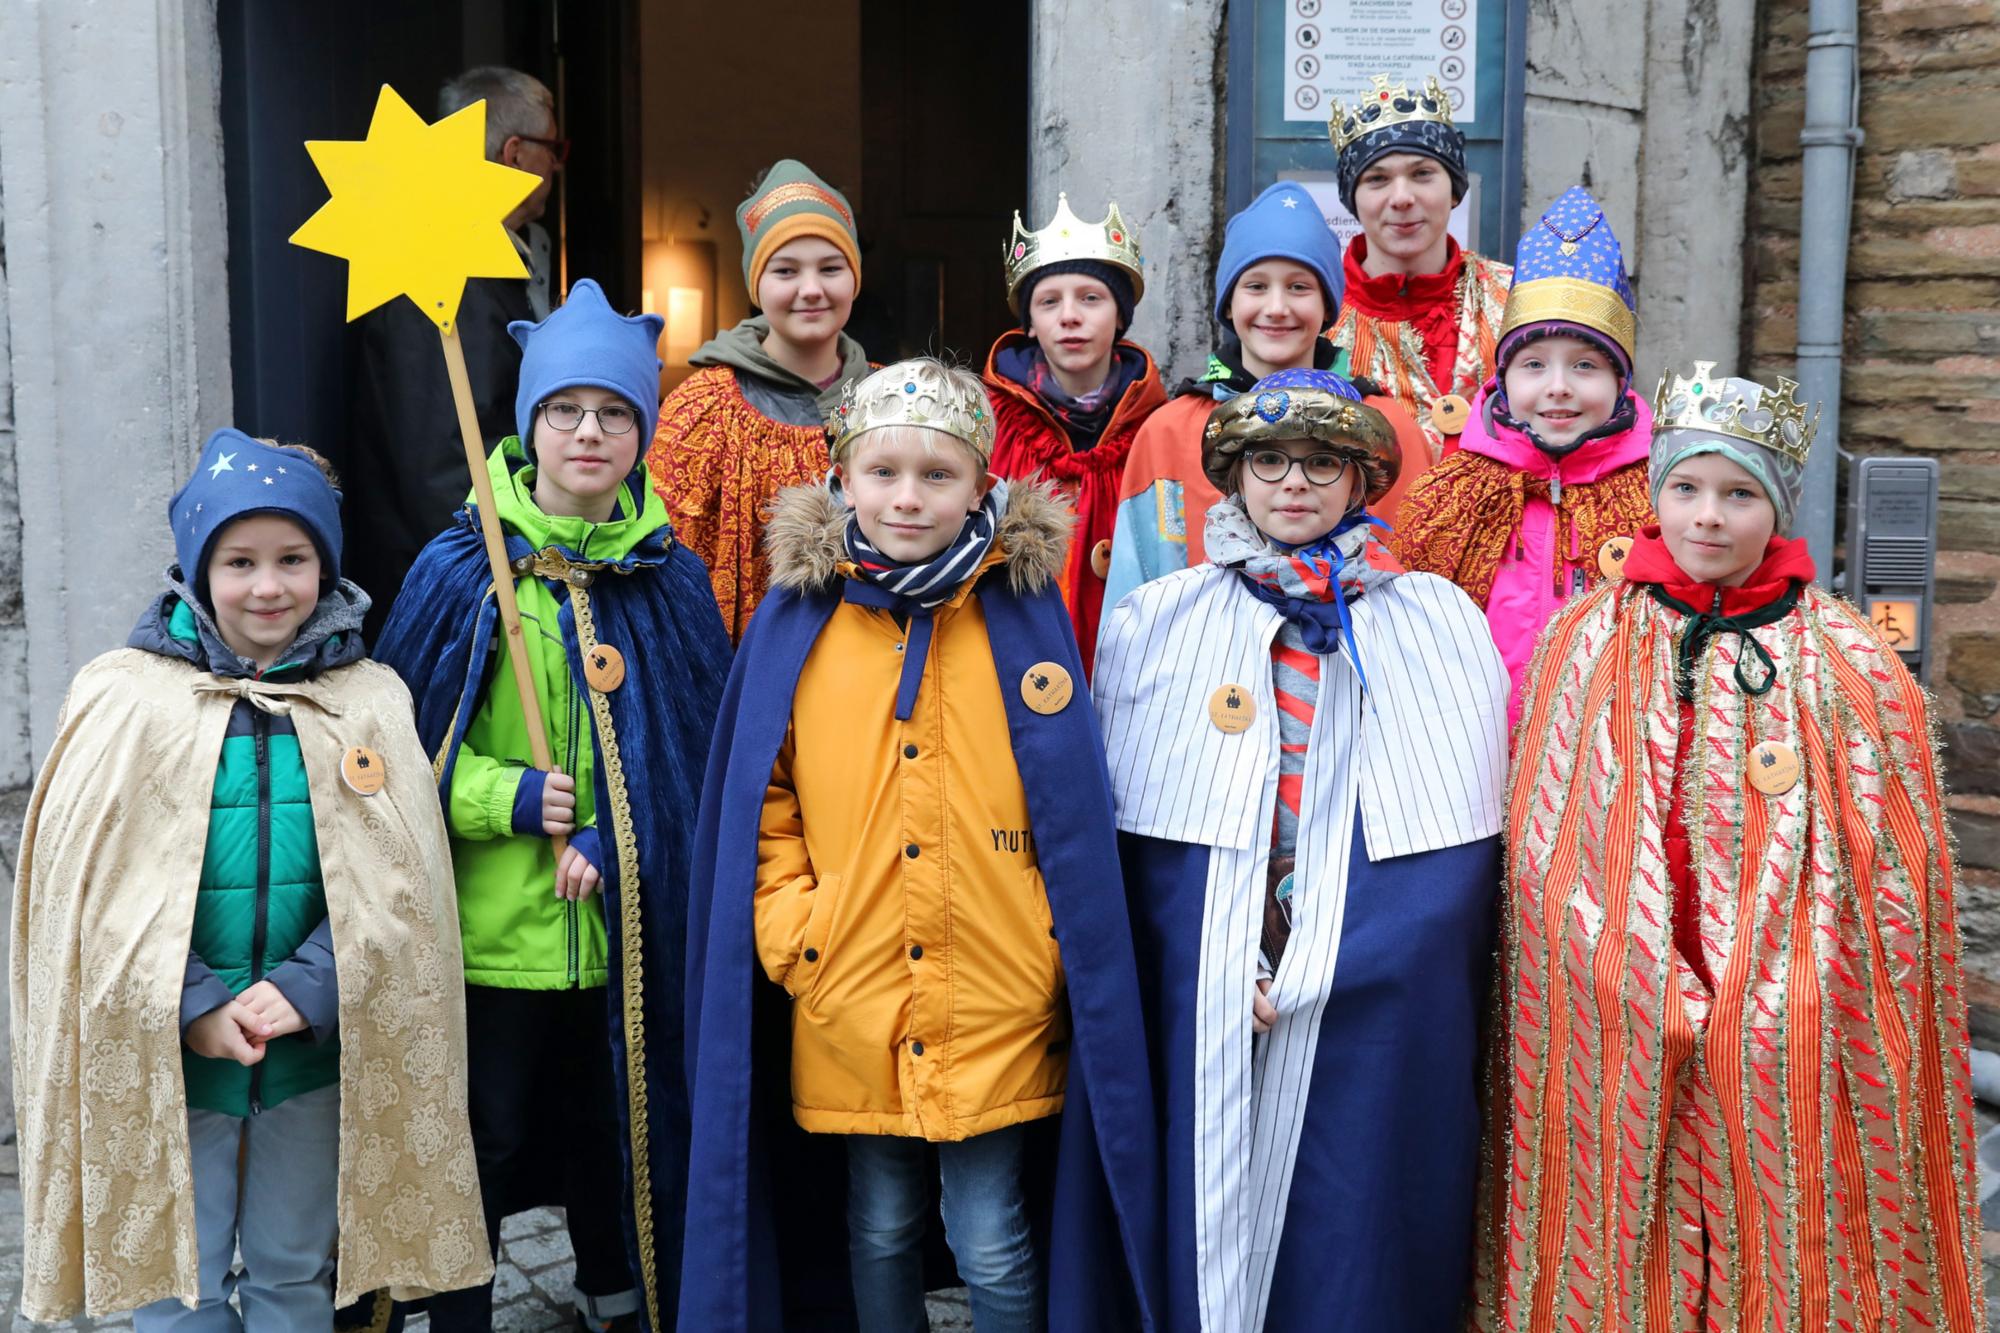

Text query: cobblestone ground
(0, 1142), (971, 1332)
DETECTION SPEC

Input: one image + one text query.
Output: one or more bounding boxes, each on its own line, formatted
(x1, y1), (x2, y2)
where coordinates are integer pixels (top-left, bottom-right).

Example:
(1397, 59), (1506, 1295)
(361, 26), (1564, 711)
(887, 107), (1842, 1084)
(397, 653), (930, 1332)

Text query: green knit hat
(736, 159), (861, 298)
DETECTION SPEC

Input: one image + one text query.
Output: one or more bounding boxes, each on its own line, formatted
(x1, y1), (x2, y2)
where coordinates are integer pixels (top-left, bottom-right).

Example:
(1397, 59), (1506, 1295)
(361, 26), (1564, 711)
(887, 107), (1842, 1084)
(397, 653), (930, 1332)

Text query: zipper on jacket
(248, 710), (273, 1116)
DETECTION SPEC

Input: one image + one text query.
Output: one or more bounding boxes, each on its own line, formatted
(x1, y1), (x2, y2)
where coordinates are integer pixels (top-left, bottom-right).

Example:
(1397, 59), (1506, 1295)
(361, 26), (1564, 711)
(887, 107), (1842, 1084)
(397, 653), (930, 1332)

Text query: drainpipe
(1794, 0), (1863, 583)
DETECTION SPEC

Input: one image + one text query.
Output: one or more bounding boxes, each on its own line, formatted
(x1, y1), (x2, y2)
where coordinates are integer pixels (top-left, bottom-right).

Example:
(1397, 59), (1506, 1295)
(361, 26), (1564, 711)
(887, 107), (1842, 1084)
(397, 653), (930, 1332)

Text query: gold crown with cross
(1003, 193), (1146, 312)
(1329, 75), (1456, 157)
(1651, 361), (1820, 465)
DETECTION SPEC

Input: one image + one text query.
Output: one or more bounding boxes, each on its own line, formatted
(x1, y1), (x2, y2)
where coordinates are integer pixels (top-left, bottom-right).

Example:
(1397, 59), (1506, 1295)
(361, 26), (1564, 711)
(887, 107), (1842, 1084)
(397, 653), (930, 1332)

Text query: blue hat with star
(170, 428), (344, 591)
(1212, 181), (1345, 327)
(1497, 186), (1638, 377)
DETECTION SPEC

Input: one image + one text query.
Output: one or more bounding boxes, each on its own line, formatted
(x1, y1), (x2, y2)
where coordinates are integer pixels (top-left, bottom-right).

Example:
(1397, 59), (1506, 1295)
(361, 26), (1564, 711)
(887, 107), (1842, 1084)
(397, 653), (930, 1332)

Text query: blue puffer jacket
(129, 574), (370, 1116)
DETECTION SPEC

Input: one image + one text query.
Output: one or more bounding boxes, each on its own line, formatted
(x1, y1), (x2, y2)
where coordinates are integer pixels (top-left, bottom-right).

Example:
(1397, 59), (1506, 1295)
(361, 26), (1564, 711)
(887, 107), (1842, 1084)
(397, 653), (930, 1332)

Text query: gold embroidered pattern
(570, 588), (658, 1333)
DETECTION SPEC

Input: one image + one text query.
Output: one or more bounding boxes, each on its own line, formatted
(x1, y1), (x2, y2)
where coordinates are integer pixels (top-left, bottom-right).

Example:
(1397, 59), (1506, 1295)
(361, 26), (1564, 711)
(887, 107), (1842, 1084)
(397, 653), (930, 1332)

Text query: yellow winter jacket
(752, 482), (1076, 1141)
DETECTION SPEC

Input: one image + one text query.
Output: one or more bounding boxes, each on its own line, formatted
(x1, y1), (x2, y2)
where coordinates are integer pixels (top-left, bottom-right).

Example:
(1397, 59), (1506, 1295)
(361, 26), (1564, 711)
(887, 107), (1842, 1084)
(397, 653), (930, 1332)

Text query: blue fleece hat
(1211, 181), (1346, 327)
(510, 278), (667, 451)
(171, 428), (344, 587)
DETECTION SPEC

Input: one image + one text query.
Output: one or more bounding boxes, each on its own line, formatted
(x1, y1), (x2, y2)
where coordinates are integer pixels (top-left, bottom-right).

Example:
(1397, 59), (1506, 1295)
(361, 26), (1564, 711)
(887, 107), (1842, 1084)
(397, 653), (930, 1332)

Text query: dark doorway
(218, 0), (639, 471)
(860, 1), (1029, 363)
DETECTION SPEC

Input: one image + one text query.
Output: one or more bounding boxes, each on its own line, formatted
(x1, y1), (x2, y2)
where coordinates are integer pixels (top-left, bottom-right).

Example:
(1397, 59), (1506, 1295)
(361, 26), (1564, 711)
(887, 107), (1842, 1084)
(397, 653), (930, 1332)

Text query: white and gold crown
(827, 359), (996, 466)
(1003, 193), (1146, 312)
(1652, 361), (1820, 465)
(1329, 75), (1455, 157)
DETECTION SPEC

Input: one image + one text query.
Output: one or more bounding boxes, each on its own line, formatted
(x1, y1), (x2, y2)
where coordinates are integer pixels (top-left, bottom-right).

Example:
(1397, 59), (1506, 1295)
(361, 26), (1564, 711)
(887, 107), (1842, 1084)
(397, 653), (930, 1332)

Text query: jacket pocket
(1025, 867), (1066, 1001)
(787, 873), (841, 1001)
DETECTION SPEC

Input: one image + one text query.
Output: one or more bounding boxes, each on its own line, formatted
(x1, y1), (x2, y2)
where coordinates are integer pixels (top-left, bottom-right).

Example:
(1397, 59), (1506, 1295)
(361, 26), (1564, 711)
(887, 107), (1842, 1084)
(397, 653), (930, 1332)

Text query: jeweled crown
(827, 358), (996, 466)
(1329, 75), (1456, 157)
(1651, 361), (1819, 465)
(1003, 193), (1146, 312)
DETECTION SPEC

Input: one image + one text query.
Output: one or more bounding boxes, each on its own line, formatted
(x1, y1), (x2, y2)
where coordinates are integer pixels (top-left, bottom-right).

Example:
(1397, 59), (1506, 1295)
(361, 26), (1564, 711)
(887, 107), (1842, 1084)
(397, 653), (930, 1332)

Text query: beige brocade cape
(10, 649), (493, 1319)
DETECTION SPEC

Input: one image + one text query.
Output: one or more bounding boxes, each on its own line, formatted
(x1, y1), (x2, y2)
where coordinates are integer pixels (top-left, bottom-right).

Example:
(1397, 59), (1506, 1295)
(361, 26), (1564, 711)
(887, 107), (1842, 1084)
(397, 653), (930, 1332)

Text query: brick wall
(1748, 0), (2000, 1035)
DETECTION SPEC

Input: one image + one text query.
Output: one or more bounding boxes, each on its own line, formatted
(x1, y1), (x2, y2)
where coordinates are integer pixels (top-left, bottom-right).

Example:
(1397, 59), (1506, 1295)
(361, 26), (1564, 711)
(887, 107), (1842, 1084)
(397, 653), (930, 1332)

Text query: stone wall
(1747, 0), (2000, 1034)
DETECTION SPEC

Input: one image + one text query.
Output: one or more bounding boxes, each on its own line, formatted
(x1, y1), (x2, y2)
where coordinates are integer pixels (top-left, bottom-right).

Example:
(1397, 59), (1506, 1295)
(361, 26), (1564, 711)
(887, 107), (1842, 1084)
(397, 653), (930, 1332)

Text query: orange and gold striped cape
(1473, 579), (1983, 1333)
(648, 366), (834, 644)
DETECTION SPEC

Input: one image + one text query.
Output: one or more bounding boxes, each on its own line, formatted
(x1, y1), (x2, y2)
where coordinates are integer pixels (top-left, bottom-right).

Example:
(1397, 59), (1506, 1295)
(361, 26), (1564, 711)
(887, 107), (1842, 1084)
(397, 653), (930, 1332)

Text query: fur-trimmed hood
(764, 480), (1074, 597)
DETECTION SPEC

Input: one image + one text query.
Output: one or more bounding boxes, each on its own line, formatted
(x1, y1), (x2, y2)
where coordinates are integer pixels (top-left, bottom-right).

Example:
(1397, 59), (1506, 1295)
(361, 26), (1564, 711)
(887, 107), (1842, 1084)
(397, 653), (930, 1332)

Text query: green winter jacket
(447, 440), (664, 988)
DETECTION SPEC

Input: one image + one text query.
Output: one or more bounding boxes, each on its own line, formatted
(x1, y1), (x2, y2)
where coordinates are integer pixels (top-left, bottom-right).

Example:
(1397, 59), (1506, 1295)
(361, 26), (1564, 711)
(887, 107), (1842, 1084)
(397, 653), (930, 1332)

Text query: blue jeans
(133, 1083), (340, 1332)
(845, 1124), (1043, 1333)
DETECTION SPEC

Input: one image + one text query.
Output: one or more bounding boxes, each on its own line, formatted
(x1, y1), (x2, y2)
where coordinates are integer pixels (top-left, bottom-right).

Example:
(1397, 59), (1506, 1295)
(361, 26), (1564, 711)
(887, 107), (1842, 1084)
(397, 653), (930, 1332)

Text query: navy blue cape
(681, 570), (1164, 1332)
(376, 484), (732, 1332)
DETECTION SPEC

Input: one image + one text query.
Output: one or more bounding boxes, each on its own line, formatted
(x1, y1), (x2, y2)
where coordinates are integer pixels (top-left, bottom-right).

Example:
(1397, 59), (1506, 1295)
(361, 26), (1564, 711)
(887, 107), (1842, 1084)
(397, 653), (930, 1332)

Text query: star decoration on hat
(289, 84), (539, 330)
(207, 451), (236, 479)
(1282, 195), (1300, 208)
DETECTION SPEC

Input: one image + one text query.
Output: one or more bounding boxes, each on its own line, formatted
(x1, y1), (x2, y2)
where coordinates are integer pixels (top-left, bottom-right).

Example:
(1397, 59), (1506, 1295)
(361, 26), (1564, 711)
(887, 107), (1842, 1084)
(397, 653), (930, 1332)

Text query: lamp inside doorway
(643, 198), (717, 392)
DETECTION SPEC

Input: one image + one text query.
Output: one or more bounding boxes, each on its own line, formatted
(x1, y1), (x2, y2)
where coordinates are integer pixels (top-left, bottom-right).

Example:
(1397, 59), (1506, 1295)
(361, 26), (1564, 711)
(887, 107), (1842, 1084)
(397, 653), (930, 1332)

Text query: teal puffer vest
(181, 708), (339, 1115)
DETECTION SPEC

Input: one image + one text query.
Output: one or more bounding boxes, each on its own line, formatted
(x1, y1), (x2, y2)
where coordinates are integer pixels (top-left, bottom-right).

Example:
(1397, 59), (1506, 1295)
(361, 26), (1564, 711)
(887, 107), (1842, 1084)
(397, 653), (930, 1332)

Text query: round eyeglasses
(1244, 448), (1352, 487)
(540, 401), (637, 436)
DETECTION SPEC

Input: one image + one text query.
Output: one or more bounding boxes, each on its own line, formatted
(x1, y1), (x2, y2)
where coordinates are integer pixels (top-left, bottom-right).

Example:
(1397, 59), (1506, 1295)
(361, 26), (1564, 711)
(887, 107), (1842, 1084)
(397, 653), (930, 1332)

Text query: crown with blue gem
(828, 358), (997, 467)
(1499, 186), (1638, 365)
(1003, 193), (1146, 312)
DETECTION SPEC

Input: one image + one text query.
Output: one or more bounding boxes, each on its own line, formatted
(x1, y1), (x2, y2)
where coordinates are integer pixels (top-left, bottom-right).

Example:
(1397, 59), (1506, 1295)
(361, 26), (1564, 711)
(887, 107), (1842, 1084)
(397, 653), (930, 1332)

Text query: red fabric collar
(1622, 526), (1816, 613)
(1340, 235), (1466, 321)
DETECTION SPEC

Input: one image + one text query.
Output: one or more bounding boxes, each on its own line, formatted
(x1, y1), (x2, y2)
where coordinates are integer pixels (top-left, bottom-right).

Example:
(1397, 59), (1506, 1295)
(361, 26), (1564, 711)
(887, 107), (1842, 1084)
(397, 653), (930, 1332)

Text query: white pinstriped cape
(1092, 563), (1508, 1332)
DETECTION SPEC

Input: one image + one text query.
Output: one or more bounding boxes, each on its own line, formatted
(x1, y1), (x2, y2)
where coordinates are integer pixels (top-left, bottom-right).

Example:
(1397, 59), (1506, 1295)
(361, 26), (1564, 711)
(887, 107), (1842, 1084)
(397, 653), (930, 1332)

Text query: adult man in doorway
(1328, 75), (1511, 464)
(346, 66), (564, 640)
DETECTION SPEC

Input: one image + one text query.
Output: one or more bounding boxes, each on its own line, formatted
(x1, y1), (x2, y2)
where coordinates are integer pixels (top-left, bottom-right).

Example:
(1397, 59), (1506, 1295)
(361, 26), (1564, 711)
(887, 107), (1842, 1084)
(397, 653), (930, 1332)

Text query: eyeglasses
(515, 133), (571, 166)
(540, 401), (637, 435)
(1244, 448), (1352, 486)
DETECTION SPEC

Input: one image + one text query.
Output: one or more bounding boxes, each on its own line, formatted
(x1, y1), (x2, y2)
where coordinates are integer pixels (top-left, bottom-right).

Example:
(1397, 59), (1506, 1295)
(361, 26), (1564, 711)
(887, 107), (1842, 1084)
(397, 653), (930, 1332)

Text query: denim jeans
(132, 1084), (340, 1332)
(845, 1124), (1043, 1333)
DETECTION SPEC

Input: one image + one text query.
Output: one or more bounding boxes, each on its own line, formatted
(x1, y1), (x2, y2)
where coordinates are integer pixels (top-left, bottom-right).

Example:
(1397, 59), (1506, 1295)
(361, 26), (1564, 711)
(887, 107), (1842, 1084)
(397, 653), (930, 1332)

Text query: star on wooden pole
(289, 84), (565, 851)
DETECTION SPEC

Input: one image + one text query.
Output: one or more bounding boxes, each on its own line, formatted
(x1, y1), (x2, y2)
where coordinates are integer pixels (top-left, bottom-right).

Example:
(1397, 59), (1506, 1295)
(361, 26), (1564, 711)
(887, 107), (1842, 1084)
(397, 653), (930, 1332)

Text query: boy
(682, 358), (1162, 1332)
(13, 430), (488, 1325)
(377, 280), (732, 1333)
(1475, 365), (1984, 1329)
(1394, 186), (1656, 724)
(1093, 369), (1507, 1332)
(984, 193), (1165, 670)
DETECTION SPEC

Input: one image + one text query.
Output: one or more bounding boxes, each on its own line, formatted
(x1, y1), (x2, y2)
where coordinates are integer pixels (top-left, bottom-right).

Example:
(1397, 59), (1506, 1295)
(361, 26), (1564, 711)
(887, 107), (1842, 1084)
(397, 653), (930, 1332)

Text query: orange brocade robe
(648, 366), (833, 642)
(1473, 576), (1985, 1332)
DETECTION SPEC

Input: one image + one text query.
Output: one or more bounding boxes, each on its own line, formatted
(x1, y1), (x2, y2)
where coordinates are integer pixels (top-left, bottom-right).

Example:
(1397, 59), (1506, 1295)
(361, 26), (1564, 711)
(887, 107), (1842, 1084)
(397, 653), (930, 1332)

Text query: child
(1102, 182), (1424, 621)
(649, 159), (871, 642)
(12, 431), (489, 1325)
(984, 193), (1165, 671)
(681, 358), (1162, 1332)
(1474, 366), (1984, 1330)
(376, 280), (733, 1332)
(1093, 369), (1508, 1331)
(1394, 186), (1655, 725)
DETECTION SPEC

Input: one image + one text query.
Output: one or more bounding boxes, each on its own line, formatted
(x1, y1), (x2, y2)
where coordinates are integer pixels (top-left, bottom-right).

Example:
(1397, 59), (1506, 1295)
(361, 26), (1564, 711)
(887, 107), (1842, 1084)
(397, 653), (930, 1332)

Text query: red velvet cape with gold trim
(1472, 578), (1983, 1333)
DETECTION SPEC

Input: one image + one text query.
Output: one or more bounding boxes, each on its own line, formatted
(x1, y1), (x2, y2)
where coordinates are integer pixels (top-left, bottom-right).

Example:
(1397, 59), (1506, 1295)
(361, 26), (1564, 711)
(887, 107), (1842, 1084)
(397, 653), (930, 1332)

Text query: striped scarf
(835, 479), (1005, 720)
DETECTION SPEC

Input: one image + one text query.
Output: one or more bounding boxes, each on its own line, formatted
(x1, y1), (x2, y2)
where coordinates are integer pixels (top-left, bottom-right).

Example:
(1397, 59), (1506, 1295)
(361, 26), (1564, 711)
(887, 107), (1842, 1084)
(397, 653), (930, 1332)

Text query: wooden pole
(439, 324), (567, 859)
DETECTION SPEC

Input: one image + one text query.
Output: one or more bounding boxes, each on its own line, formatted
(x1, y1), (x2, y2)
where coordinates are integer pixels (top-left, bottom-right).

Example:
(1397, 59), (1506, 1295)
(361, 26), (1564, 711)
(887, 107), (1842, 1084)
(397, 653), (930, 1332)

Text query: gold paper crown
(827, 359), (996, 465)
(1329, 75), (1455, 157)
(1003, 193), (1146, 312)
(1651, 361), (1820, 465)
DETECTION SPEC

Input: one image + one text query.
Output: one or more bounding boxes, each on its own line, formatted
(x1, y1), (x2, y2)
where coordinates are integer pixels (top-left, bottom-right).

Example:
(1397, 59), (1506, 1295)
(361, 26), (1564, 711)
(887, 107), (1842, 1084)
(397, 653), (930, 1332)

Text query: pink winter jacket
(1459, 384), (1654, 727)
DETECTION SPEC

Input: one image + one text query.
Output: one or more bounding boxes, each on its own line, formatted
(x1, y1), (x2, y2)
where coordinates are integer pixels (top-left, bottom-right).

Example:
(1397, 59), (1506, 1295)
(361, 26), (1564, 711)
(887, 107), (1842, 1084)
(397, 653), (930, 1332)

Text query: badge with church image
(341, 744), (387, 796)
(1208, 683), (1255, 733)
(1020, 661), (1074, 715)
(584, 642), (627, 693)
(1747, 739), (1800, 795)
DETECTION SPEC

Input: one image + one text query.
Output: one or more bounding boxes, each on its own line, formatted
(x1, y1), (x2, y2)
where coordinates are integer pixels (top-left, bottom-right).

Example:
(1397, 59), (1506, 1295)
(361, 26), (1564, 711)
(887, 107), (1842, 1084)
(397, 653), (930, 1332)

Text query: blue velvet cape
(376, 481), (731, 1332)
(681, 570), (1165, 1333)
(1121, 826), (1500, 1332)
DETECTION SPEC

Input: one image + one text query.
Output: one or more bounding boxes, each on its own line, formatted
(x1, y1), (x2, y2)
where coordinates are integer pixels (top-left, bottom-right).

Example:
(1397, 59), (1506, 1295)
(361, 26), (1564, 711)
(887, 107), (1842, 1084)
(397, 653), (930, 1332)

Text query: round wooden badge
(1090, 538), (1113, 580)
(1021, 661), (1074, 715)
(1209, 683), (1255, 733)
(1431, 393), (1472, 436)
(341, 745), (386, 796)
(1747, 739), (1800, 795)
(584, 643), (627, 693)
(1597, 535), (1634, 581)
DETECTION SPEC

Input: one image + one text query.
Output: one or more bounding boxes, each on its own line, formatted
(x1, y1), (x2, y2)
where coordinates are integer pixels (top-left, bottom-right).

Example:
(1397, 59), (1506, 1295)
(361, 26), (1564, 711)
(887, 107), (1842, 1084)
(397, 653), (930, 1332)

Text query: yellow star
(289, 84), (538, 329)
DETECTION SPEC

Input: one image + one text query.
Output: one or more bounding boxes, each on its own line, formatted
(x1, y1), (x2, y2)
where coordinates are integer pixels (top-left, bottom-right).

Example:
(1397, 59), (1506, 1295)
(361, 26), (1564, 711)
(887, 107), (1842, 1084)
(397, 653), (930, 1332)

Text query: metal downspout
(1794, 0), (1863, 581)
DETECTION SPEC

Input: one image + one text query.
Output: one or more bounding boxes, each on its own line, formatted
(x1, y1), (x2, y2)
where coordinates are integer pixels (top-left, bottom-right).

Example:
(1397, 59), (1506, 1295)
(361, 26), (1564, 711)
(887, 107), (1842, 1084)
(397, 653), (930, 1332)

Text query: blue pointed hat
(510, 278), (667, 450)
(1497, 186), (1637, 376)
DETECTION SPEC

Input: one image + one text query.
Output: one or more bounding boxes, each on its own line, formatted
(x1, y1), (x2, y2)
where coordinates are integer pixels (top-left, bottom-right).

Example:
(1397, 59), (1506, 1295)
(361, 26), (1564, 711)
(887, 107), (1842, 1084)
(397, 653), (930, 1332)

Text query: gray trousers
(133, 1083), (340, 1332)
